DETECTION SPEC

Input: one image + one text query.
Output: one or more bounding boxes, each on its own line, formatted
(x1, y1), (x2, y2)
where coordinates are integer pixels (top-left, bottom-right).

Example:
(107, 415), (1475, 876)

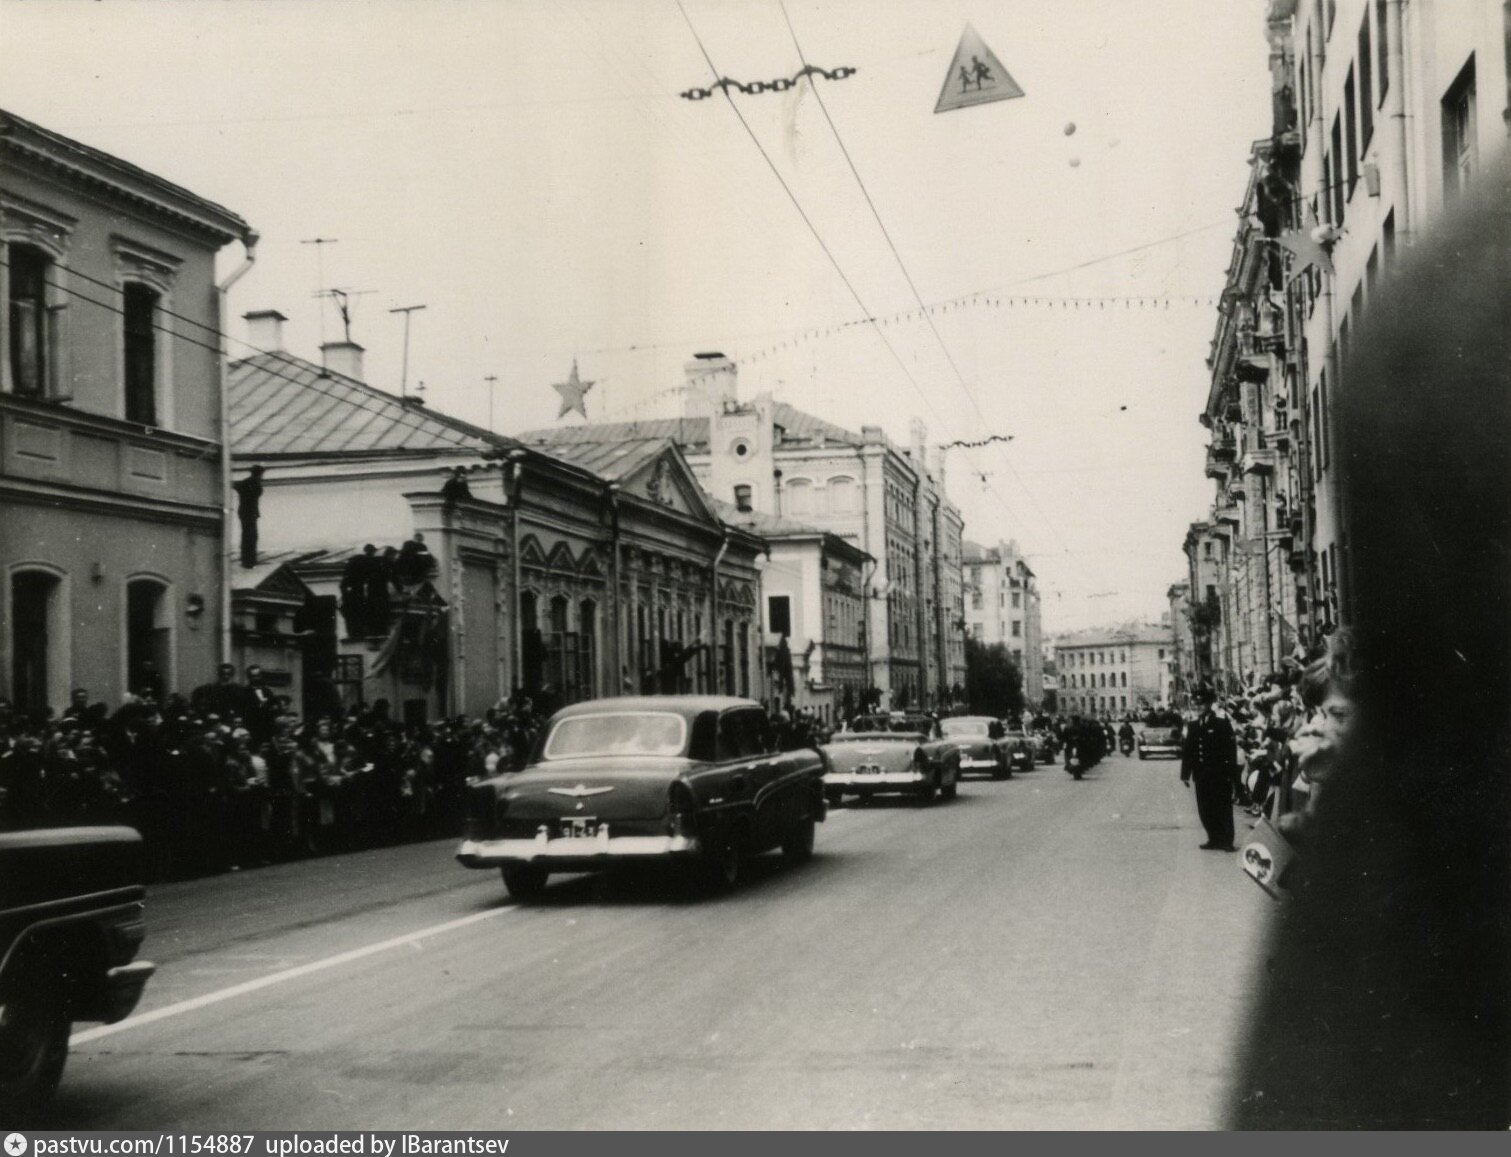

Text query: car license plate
(558, 818), (598, 839)
(857, 764), (881, 776)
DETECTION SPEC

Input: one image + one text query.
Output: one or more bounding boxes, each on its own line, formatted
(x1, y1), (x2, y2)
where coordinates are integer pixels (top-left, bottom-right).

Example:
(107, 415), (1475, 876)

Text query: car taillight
(666, 785), (697, 837)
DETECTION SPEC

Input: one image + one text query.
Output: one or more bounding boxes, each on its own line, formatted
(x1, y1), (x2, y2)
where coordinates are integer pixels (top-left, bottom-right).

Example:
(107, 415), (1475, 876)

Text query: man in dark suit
(1181, 686), (1237, 851)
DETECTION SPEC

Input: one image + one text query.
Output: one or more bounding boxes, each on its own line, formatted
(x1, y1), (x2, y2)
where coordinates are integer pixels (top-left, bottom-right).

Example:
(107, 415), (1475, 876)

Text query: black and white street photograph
(1, 0), (1508, 1133)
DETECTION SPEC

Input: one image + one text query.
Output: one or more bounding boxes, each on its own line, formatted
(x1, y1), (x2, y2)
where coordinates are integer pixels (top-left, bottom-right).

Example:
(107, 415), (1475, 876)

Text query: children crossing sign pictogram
(935, 23), (1024, 113)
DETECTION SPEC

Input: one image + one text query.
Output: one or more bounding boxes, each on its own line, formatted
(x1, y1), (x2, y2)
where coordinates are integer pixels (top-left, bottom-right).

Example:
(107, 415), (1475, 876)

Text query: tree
(964, 637), (1024, 717)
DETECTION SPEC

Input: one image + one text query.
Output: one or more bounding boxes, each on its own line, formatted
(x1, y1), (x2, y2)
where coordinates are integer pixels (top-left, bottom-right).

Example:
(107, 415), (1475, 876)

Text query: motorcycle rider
(1118, 719), (1136, 754)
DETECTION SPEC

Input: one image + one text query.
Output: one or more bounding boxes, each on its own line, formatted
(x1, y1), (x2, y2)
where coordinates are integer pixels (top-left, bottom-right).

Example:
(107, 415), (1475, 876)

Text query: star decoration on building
(1272, 209), (1337, 280)
(552, 359), (595, 419)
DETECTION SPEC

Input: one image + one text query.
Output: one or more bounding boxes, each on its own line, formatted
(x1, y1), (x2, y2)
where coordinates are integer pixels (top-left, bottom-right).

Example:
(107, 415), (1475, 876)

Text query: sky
(1, 0), (1273, 634)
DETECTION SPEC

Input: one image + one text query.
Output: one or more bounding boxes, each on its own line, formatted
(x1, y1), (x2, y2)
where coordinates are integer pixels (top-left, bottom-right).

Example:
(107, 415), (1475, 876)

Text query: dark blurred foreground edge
(1228, 159), (1511, 1128)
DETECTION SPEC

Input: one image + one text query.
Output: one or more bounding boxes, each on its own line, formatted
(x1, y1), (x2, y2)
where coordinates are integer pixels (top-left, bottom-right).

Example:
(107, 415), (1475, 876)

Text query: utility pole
(485, 374), (500, 432)
(389, 304), (427, 399)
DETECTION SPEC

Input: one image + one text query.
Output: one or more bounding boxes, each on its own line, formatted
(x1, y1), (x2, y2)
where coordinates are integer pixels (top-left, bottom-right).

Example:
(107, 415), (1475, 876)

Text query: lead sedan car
(1137, 726), (1184, 760)
(457, 697), (826, 900)
(821, 720), (960, 806)
(938, 715), (1009, 779)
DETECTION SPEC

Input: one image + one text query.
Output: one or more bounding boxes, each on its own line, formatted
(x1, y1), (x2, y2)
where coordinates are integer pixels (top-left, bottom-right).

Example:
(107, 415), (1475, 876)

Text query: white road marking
(72, 904), (516, 1045)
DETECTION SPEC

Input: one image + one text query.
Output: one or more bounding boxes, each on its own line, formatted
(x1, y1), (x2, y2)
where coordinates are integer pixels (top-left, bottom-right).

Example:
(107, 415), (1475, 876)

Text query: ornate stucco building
(228, 316), (767, 721)
(1054, 623), (1176, 717)
(1, 109), (254, 711)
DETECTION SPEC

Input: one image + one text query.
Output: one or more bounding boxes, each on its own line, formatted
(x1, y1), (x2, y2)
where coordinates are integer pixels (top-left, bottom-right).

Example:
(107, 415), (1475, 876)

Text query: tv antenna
(300, 237), (339, 346)
(315, 288), (375, 343)
(389, 304), (427, 399)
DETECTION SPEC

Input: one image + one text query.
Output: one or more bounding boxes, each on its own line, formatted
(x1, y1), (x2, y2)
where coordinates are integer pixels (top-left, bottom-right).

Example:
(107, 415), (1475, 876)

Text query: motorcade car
(821, 717), (961, 806)
(848, 712), (935, 734)
(938, 715), (1009, 779)
(1137, 726), (1184, 760)
(456, 696), (827, 899)
(0, 825), (156, 1123)
(1027, 730), (1058, 764)
(1001, 730), (1037, 775)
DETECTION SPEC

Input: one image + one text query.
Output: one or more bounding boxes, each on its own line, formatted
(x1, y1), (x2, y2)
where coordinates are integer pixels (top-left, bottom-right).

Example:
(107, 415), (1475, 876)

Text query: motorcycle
(1065, 747), (1084, 780)
(1119, 734), (1135, 756)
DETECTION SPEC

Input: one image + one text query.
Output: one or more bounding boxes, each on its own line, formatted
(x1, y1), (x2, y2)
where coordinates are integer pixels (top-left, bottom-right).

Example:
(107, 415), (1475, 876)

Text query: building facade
(524, 353), (969, 711)
(714, 500), (870, 723)
(962, 539), (1044, 709)
(1053, 623), (1176, 718)
(1190, 0), (1508, 687)
(228, 316), (767, 722)
(1, 110), (254, 713)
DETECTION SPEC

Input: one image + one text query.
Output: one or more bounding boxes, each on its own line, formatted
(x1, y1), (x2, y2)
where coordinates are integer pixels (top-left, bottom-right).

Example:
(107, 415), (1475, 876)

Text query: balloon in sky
(1064, 121), (1077, 136)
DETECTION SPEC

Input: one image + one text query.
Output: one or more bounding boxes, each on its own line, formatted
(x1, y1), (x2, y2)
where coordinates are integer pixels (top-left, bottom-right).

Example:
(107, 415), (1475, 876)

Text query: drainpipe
(507, 450), (527, 690)
(216, 230), (259, 666)
(710, 530), (729, 693)
(1383, 0), (1411, 246)
(606, 482), (621, 695)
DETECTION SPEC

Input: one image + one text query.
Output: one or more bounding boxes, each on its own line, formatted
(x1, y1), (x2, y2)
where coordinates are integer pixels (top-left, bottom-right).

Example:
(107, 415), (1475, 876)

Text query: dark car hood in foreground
(483, 757), (704, 820)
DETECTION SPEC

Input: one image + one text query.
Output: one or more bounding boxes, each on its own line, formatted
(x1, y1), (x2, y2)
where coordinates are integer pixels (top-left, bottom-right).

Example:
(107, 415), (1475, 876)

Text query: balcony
(1214, 502), (1241, 528)
(1241, 446), (1276, 475)
(1204, 446), (1232, 480)
(1209, 434), (1238, 462)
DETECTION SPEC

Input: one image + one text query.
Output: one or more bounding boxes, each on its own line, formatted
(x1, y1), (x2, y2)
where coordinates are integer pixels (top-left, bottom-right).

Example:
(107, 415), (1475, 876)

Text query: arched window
(547, 595), (571, 696)
(785, 478), (813, 516)
(9, 567), (68, 712)
(827, 475), (858, 515)
(125, 576), (172, 700)
(7, 244), (57, 398)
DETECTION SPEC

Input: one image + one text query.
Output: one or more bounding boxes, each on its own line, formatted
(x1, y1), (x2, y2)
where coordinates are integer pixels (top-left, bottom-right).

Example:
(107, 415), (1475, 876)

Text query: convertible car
(456, 696), (826, 899)
(938, 715), (1009, 779)
(821, 719), (960, 806)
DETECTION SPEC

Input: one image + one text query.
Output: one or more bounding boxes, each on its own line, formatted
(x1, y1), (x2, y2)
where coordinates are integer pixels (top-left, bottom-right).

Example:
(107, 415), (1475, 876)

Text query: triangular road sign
(935, 23), (1024, 113)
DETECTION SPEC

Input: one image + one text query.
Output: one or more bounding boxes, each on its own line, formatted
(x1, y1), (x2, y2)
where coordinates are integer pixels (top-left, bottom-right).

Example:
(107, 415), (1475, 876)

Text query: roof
(552, 695), (757, 718)
(520, 401), (864, 454)
(539, 436), (675, 482)
(708, 499), (871, 562)
(230, 351), (524, 459)
(1055, 623), (1174, 649)
(0, 108), (251, 243)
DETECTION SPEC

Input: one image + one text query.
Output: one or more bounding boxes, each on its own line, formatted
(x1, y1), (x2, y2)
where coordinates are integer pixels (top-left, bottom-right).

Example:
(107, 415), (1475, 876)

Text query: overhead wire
(775, 0), (1113, 592)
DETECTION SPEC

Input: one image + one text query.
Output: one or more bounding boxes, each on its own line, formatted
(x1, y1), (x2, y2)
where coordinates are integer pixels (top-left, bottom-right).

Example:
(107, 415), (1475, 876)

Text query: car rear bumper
(959, 758), (998, 769)
(825, 769), (924, 787)
(101, 960), (155, 1024)
(1139, 746), (1181, 758)
(457, 832), (699, 868)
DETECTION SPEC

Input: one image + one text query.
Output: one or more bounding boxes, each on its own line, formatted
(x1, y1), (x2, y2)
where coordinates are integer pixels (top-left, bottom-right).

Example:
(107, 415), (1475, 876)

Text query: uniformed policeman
(1181, 686), (1238, 851)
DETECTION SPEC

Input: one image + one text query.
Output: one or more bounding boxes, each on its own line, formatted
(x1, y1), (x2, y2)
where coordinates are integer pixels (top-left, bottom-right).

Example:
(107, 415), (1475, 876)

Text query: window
(1319, 370), (1332, 471)
(733, 484), (753, 512)
(1203, 541), (1213, 559)
(126, 577), (171, 698)
(1331, 117), (1346, 223)
(1442, 56), (1478, 199)
(972, 623), (983, 639)
(578, 601), (597, 699)
(123, 282), (159, 424)
(785, 478), (813, 516)
(1359, 16), (1374, 148)
(971, 590), (983, 610)
(11, 568), (65, 712)
(827, 476), (858, 514)
(1344, 69), (1358, 195)
(1298, 38), (1310, 130)
(1376, 0), (1389, 104)
(768, 594), (791, 637)
(1120, 672), (1127, 687)
(1012, 591), (1021, 609)
(8, 245), (55, 398)
(1311, 384), (1322, 480)
(1012, 620), (1021, 638)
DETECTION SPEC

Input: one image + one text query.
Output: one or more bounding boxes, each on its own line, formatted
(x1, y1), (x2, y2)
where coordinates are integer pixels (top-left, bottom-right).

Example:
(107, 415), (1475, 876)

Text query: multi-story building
(962, 539), (1043, 709)
(1192, 0), (1508, 686)
(713, 499), (870, 723)
(525, 353), (968, 711)
(1053, 623), (1175, 717)
(1165, 581), (1196, 708)
(1, 110), (254, 712)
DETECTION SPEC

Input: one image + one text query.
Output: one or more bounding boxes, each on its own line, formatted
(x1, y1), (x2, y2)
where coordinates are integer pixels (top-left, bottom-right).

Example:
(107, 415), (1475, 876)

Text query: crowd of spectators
(0, 663), (547, 881)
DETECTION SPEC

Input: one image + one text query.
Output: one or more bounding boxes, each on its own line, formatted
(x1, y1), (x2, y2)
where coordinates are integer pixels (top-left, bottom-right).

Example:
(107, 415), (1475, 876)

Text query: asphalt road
(49, 751), (1268, 1129)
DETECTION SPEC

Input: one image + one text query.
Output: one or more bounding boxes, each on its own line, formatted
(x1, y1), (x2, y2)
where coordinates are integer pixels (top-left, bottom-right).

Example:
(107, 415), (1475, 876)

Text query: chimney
(321, 340), (365, 382)
(682, 351), (738, 418)
(244, 309), (287, 353)
(909, 417), (928, 467)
